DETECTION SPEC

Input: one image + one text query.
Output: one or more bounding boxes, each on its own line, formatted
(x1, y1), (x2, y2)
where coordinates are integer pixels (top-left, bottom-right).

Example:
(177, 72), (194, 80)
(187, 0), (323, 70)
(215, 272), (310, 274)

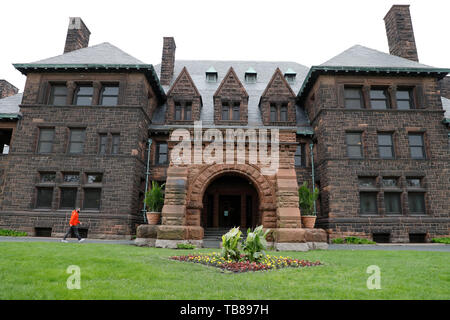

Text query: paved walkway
(0, 236), (449, 252)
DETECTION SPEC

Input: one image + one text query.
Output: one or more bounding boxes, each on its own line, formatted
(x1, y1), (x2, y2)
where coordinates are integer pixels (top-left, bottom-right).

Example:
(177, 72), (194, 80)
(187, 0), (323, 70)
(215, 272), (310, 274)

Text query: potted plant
(298, 181), (319, 228)
(144, 181), (165, 225)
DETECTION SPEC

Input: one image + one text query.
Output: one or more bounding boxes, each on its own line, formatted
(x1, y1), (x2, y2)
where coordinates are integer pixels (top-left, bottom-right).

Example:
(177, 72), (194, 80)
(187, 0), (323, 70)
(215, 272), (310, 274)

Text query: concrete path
(0, 236), (449, 252)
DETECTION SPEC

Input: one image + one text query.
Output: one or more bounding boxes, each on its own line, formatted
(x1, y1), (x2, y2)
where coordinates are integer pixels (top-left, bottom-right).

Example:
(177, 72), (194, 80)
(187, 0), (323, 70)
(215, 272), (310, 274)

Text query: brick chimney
(384, 5), (419, 62)
(63, 17), (91, 54)
(160, 37), (176, 86)
(0, 80), (19, 99)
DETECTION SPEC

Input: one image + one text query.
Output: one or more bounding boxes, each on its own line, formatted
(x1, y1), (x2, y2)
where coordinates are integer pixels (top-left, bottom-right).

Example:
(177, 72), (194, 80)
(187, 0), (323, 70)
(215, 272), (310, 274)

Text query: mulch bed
(170, 252), (322, 273)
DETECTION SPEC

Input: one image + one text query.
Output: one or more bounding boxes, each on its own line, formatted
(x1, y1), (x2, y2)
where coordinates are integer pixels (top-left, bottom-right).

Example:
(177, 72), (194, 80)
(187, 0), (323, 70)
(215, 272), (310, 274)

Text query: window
(408, 133), (425, 159)
(269, 103), (288, 122)
(358, 177), (377, 188)
(408, 193), (425, 215)
(245, 73), (257, 83)
(63, 173), (80, 183)
(87, 173), (102, 184)
(378, 133), (394, 159)
(370, 88), (390, 109)
(295, 144), (306, 167)
(49, 85), (67, 105)
(346, 132), (363, 158)
(360, 192), (378, 215)
(382, 177), (398, 188)
(111, 134), (120, 154)
(232, 102), (240, 121)
(270, 104), (277, 122)
(384, 193), (401, 215)
(100, 85), (119, 106)
(40, 173), (56, 183)
(83, 188), (101, 210)
(73, 85), (94, 105)
(60, 188), (77, 209)
(156, 142), (168, 164)
(344, 87), (364, 109)
(68, 129), (85, 154)
(396, 88), (414, 110)
(37, 128), (55, 154)
(175, 102), (182, 120)
(174, 101), (192, 121)
(206, 73), (217, 83)
(185, 102), (192, 121)
(36, 187), (53, 209)
(222, 102), (229, 120)
(406, 178), (422, 188)
(280, 104), (287, 121)
(99, 134), (108, 155)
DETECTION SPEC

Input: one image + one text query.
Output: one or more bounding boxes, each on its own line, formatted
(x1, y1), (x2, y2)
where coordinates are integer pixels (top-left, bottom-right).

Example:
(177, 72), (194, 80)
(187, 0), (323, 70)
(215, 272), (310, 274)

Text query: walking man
(62, 208), (85, 243)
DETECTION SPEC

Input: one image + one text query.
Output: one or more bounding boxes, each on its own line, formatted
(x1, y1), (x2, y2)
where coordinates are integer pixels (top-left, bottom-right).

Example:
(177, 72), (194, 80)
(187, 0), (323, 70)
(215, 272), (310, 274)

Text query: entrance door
(219, 195), (241, 228)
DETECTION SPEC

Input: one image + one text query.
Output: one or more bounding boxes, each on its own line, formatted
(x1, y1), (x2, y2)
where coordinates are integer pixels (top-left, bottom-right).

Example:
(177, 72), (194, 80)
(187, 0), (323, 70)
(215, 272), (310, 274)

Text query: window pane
(53, 86), (67, 95)
(358, 177), (376, 188)
(87, 174), (103, 183)
(270, 106), (277, 122)
(397, 100), (411, 110)
(99, 135), (107, 154)
(51, 95), (67, 105)
(40, 129), (54, 141)
(232, 107), (240, 120)
(408, 134), (423, 146)
(40, 173), (56, 183)
(69, 142), (83, 154)
(370, 89), (388, 99)
(38, 142), (53, 154)
(396, 90), (411, 100)
(385, 193), (401, 214)
(71, 130), (85, 142)
(102, 86), (119, 96)
(378, 134), (392, 146)
(344, 88), (362, 99)
(36, 188), (53, 208)
(410, 146), (425, 159)
(158, 143), (167, 154)
(280, 106), (287, 121)
(379, 146), (393, 158)
(295, 145), (304, 167)
(100, 96), (118, 106)
(175, 105), (181, 120)
(345, 99), (363, 109)
(60, 188), (77, 209)
(406, 178), (422, 188)
(360, 193), (378, 214)
(84, 188), (101, 209)
(64, 174), (80, 183)
(346, 133), (361, 145)
(222, 104), (229, 120)
(371, 100), (388, 109)
(382, 178), (398, 187)
(38, 129), (54, 153)
(408, 193), (425, 214)
(347, 146), (362, 158)
(185, 105), (192, 120)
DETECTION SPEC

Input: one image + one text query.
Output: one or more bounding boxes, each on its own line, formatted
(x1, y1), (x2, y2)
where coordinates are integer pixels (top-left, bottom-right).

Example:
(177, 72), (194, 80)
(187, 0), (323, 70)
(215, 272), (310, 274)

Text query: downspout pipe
(309, 143), (316, 215)
(142, 138), (153, 223)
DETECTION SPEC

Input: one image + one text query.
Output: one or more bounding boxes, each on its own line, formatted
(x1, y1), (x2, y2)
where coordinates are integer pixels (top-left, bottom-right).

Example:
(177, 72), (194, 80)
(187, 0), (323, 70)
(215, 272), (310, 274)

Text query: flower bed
(170, 252), (322, 273)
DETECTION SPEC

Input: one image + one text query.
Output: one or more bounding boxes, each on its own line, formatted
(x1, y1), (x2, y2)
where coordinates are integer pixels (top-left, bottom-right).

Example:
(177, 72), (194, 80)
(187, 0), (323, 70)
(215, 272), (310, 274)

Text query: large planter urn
(146, 212), (161, 225)
(301, 216), (316, 229)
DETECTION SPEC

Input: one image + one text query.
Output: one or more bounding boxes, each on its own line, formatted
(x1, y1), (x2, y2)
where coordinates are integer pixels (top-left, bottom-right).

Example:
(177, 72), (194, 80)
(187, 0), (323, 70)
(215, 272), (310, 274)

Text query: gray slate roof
(321, 45), (435, 69)
(442, 97), (450, 119)
(31, 42), (145, 65)
(0, 93), (23, 118)
(153, 60), (311, 128)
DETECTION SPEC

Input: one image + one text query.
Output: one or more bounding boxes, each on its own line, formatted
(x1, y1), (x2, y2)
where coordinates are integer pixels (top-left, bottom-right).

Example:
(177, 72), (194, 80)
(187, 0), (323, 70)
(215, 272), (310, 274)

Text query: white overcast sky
(1, 0), (449, 92)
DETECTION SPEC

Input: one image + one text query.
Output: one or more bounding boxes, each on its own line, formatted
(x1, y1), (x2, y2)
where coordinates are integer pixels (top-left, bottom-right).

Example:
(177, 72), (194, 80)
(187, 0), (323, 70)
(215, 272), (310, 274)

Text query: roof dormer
(245, 67), (257, 83)
(284, 68), (296, 84)
(206, 66), (218, 83)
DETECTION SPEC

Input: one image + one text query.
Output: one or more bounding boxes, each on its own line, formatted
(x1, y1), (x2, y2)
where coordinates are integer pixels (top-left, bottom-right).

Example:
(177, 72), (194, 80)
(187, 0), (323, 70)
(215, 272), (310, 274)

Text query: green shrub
(344, 236), (376, 244)
(298, 181), (319, 216)
(242, 226), (270, 262)
(431, 237), (450, 244)
(332, 238), (345, 244)
(144, 181), (165, 212)
(221, 227), (242, 261)
(176, 243), (196, 249)
(0, 229), (28, 237)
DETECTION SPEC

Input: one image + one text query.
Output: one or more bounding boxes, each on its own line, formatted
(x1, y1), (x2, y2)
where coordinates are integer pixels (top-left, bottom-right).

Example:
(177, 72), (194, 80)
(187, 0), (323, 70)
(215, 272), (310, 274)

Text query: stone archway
(186, 164), (277, 229)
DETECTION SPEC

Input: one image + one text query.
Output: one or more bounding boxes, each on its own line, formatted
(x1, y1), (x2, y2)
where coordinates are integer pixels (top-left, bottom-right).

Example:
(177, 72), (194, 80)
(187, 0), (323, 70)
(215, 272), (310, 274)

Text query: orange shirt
(69, 210), (80, 226)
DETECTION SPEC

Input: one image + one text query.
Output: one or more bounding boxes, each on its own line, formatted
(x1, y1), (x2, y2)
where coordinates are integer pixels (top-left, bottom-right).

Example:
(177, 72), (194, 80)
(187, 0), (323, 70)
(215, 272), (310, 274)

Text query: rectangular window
(99, 85), (119, 106)
(295, 144), (306, 167)
(40, 172), (56, 183)
(73, 85), (94, 105)
(270, 104), (277, 122)
(346, 132), (363, 158)
(406, 178), (422, 188)
(37, 128), (55, 154)
(49, 85), (67, 105)
(344, 87), (364, 109)
(68, 129), (85, 154)
(112, 134), (120, 154)
(360, 192), (378, 215)
(382, 177), (398, 188)
(396, 88), (414, 110)
(358, 177), (377, 188)
(185, 102), (192, 120)
(384, 192), (401, 215)
(99, 134), (108, 155)
(63, 173), (80, 183)
(36, 187), (53, 209)
(175, 102), (182, 120)
(83, 188), (101, 210)
(87, 173), (103, 184)
(222, 103), (229, 120)
(280, 104), (287, 121)
(370, 88), (390, 109)
(156, 142), (168, 165)
(232, 102), (240, 120)
(408, 133), (425, 159)
(60, 188), (77, 209)
(378, 133), (394, 159)
(408, 193), (425, 215)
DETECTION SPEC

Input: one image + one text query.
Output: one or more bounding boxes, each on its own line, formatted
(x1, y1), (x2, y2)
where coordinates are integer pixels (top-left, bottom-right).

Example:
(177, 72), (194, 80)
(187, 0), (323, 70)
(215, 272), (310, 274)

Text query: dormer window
(245, 67), (257, 83)
(270, 102), (288, 122)
(206, 66), (218, 83)
(174, 101), (192, 121)
(284, 68), (296, 84)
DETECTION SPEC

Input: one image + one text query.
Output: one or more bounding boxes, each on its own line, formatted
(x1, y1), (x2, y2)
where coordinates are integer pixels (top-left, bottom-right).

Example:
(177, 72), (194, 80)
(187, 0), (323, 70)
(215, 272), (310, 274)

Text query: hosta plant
(221, 227), (242, 261)
(242, 226), (270, 262)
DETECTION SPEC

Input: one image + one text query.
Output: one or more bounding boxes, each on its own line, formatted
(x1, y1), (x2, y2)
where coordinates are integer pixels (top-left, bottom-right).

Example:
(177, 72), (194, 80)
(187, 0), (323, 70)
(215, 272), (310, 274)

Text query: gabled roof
(0, 93), (23, 119)
(166, 67), (201, 98)
(13, 42), (166, 102)
(298, 44), (450, 102)
(214, 67), (249, 98)
(261, 67), (296, 98)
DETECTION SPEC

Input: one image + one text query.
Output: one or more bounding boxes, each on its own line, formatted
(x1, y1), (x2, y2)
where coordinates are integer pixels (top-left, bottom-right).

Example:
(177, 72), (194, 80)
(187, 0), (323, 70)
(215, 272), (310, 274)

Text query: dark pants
(63, 225), (81, 240)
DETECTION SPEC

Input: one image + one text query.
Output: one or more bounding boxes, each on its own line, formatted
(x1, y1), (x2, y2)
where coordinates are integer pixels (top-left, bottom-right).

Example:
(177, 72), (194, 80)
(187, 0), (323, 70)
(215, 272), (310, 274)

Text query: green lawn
(0, 242), (448, 299)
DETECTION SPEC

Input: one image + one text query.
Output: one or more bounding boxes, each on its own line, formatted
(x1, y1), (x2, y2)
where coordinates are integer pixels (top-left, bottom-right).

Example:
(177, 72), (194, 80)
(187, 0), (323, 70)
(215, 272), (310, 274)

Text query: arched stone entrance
(202, 174), (259, 229)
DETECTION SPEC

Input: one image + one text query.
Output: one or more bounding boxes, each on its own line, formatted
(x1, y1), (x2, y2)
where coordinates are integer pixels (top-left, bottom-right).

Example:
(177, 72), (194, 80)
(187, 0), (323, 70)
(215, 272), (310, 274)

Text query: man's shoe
(61, 239), (68, 243)
(78, 239), (85, 243)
